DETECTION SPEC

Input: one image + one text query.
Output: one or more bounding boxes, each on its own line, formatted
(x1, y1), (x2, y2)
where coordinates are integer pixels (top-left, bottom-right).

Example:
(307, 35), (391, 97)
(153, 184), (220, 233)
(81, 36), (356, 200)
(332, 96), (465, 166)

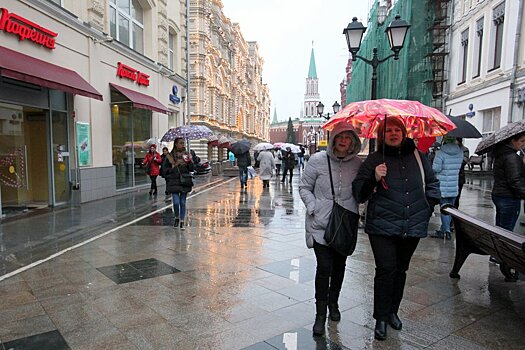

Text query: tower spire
(272, 107), (278, 124)
(308, 44), (317, 79)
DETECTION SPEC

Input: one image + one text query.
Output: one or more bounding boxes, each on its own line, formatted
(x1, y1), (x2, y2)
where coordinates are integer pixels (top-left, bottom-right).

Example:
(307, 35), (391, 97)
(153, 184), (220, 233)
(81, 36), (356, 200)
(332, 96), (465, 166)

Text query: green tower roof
(308, 46), (317, 78)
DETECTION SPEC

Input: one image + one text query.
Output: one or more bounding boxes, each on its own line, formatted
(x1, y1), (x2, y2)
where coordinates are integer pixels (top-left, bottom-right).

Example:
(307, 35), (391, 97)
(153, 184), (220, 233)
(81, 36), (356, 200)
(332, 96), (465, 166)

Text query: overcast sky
(221, 0), (372, 122)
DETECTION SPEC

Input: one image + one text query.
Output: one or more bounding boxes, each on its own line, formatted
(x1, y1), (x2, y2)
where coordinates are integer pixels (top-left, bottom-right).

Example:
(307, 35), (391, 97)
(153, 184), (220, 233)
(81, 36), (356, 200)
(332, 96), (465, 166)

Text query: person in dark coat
(142, 144), (162, 195)
(352, 117), (440, 341)
(165, 138), (194, 229)
(236, 151), (251, 190)
(281, 147), (295, 184)
(159, 146), (171, 195)
(454, 138), (469, 209)
(491, 131), (525, 232)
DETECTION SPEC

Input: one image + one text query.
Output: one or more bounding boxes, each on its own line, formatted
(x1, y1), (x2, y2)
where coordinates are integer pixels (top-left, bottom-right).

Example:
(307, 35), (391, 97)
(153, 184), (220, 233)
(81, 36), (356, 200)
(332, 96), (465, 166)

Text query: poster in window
(76, 122), (91, 167)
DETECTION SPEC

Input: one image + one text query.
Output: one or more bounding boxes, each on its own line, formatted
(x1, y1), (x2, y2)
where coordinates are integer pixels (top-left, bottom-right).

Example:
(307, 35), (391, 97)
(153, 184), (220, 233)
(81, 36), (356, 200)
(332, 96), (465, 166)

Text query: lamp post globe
(385, 15), (410, 59)
(332, 101), (341, 114)
(343, 17), (367, 61)
(316, 102), (324, 116)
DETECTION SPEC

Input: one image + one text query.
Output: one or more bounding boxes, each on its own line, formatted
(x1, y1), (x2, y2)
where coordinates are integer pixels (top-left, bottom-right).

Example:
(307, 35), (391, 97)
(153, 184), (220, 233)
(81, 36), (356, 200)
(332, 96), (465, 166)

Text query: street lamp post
(343, 15), (410, 153)
(316, 101), (341, 148)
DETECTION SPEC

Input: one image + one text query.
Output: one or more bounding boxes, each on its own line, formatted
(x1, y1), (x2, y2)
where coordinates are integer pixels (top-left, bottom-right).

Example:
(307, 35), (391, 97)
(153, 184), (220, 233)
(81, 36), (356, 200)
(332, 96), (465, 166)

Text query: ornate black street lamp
(317, 101), (341, 144)
(343, 15), (410, 152)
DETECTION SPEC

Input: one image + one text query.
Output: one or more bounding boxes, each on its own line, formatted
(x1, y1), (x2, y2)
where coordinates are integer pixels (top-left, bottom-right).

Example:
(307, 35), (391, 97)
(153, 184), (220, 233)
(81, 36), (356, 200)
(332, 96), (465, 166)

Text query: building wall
(445, 0), (524, 154)
(188, 0), (270, 149)
(1, 0), (187, 202)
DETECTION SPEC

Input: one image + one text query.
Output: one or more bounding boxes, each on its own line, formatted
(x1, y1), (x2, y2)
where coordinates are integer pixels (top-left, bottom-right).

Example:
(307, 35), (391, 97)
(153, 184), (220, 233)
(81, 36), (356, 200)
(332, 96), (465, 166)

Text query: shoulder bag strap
(413, 149), (425, 189)
(326, 153), (335, 200)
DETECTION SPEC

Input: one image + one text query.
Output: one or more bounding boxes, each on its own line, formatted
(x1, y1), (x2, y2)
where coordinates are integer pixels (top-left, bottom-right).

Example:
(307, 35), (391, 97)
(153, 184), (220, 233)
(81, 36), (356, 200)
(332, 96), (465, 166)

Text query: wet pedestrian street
(0, 176), (524, 349)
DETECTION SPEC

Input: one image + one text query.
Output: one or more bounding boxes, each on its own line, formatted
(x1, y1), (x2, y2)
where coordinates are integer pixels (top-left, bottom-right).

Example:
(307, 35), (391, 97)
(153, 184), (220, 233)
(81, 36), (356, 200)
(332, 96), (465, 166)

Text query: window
(489, 2), (505, 71)
(482, 107), (501, 134)
(459, 29), (469, 84)
(109, 0), (144, 54)
(168, 32), (175, 70)
(472, 18), (484, 78)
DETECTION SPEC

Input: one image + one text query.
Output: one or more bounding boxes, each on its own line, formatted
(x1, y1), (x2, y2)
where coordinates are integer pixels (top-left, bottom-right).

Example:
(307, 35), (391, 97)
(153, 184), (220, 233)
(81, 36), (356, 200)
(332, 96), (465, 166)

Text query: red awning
(110, 83), (169, 114)
(0, 46), (103, 100)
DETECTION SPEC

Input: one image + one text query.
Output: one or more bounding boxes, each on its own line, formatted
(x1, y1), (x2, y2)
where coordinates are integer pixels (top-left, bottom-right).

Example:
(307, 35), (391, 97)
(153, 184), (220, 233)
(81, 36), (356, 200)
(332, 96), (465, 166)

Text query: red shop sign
(116, 62), (150, 87)
(0, 8), (57, 49)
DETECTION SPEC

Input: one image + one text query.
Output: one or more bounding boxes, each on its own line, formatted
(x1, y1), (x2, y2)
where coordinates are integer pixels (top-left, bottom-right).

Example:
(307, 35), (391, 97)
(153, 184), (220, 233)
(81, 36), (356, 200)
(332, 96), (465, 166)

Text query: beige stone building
(188, 0), (270, 160)
(0, 0), (188, 218)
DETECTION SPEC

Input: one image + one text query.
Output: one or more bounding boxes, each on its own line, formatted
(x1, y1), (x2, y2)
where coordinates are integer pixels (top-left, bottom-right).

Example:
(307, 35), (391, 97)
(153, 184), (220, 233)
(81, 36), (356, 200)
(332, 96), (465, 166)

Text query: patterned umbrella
(475, 119), (525, 154)
(323, 99), (456, 138)
(161, 125), (213, 142)
(253, 142), (274, 151)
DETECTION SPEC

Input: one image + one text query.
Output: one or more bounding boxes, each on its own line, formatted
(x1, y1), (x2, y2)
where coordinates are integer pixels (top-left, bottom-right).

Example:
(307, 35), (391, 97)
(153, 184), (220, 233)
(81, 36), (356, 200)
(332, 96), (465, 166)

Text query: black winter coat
(352, 139), (441, 238)
(165, 151), (194, 193)
(492, 143), (525, 199)
(236, 152), (251, 168)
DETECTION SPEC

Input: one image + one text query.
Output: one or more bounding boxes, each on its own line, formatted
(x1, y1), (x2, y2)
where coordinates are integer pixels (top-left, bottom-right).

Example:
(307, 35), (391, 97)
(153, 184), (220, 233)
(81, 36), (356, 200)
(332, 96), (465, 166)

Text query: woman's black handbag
(144, 162), (151, 174)
(178, 167), (193, 187)
(323, 154), (359, 256)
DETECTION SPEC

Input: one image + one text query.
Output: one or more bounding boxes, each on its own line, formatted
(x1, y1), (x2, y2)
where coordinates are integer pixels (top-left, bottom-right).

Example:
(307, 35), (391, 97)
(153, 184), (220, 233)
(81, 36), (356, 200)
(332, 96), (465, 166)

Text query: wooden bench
(467, 155), (484, 170)
(442, 205), (525, 282)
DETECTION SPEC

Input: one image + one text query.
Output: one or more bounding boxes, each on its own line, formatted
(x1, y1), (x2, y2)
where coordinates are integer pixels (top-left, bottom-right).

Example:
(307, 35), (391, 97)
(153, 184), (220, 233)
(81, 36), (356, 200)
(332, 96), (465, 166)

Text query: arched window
(109, 0), (144, 53)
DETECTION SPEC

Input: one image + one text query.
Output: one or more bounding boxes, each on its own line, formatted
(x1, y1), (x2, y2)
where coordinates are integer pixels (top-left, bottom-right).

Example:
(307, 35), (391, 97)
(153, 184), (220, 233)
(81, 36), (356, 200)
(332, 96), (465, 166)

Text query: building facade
(0, 0), (188, 219)
(188, 0), (270, 161)
(445, 0), (525, 156)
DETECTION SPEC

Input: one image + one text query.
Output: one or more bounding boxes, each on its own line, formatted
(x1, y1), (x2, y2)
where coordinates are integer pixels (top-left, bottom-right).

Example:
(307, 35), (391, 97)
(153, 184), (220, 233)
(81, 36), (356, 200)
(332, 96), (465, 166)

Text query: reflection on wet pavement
(0, 175), (524, 349)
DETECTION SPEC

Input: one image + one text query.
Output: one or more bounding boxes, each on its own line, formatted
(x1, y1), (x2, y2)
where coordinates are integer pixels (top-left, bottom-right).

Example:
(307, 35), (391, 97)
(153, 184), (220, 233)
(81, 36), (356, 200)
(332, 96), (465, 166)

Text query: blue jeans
(172, 192), (188, 220)
(239, 167), (248, 186)
(492, 195), (521, 231)
(440, 197), (456, 233)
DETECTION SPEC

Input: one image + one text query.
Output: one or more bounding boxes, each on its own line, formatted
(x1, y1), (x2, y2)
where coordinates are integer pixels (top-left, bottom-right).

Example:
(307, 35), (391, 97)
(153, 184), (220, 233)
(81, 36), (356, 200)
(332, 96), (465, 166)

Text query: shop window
(472, 17), (484, 78)
(489, 2), (505, 71)
(111, 88), (151, 190)
(110, 0), (144, 54)
(459, 29), (469, 85)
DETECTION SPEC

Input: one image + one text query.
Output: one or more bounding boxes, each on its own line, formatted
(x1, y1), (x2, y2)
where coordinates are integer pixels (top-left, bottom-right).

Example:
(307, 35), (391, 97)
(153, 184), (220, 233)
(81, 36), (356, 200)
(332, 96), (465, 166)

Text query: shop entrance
(0, 102), (70, 219)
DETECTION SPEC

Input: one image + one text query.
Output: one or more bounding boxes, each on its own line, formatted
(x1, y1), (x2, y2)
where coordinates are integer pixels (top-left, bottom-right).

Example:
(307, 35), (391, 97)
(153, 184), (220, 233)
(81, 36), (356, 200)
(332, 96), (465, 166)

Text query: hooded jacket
(352, 138), (440, 238)
(432, 142), (463, 198)
(299, 124), (362, 248)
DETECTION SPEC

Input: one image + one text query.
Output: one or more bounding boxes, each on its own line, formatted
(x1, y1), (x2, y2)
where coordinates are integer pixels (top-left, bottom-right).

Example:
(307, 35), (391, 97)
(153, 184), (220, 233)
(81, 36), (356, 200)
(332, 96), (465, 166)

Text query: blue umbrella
(161, 125), (213, 142)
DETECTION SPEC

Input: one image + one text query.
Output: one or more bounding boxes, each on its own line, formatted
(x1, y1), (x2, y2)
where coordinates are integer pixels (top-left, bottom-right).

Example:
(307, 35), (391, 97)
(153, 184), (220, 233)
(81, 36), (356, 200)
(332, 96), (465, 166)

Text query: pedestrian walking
(298, 146), (305, 171)
(281, 147), (295, 184)
(352, 117), (440, 341)
(430, 136), (463, 240)
(165, 138), (194, 229)
(236, 151), (251, 190)
(142, 144), (162, 195)
(491, 131), (525, 232)
(454, 138), (469, 209)
(257, 149), (275, 188)
(159, 146), (170, 195)
(299, 124), (362, 337)
(274, 149), (282, 176)
(228, 150), (236, 166)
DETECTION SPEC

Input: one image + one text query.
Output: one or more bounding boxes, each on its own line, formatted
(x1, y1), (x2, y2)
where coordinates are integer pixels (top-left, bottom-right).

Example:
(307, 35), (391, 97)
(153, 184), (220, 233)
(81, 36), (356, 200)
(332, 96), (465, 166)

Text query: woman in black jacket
(491, 131), (525, 231)
(165, 138), (194, 229)
(352, 117), (440, 341)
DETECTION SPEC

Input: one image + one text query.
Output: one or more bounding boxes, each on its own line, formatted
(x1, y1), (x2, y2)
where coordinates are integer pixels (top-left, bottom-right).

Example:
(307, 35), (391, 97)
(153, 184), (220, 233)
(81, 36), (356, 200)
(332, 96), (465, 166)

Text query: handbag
(323, 154), (360, 256)
(144, 162), (151, 174)
(178, 167), (194, 187)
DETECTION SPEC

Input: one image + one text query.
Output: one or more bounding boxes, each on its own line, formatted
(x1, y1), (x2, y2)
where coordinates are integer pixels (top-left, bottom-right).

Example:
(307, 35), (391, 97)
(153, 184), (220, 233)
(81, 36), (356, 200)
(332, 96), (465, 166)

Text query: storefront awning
(110, 83), (169, 114)
(0, 46), (103, 101)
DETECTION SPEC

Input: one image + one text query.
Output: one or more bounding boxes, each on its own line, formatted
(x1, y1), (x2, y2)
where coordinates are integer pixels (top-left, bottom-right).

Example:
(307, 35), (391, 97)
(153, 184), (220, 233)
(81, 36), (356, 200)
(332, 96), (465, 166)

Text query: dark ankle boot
(312, 303), (327, 336)
(388, 313), (402, 330)
(328, 303), (341, 321)
(374, 320), (387, 340)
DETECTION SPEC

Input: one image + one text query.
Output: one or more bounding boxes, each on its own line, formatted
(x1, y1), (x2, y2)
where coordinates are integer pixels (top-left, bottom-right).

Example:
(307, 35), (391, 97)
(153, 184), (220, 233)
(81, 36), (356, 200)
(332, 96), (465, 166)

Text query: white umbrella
(281, 143), (301, 153)
(253, 142), (274, 151)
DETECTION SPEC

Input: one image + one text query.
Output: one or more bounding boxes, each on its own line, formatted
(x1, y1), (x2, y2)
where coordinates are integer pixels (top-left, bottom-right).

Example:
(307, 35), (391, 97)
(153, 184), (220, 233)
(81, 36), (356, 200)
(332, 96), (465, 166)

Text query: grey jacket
(299, 124), (362, 248)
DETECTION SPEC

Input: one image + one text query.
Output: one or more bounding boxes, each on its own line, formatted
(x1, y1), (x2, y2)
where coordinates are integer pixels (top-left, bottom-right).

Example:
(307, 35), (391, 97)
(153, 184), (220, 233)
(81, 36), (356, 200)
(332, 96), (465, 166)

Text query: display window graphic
(0, 146), (27, 188)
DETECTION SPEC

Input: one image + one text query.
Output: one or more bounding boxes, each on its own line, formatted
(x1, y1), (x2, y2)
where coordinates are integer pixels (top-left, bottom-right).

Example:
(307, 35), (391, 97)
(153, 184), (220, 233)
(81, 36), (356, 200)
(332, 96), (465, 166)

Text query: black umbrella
(446, 115), (482, 138)
(229, 140), (251, 155)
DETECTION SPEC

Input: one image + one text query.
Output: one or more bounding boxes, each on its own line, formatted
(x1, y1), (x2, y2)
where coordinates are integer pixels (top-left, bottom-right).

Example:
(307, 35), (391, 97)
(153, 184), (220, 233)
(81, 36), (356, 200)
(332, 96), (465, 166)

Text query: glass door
(50, 110), (70, 204)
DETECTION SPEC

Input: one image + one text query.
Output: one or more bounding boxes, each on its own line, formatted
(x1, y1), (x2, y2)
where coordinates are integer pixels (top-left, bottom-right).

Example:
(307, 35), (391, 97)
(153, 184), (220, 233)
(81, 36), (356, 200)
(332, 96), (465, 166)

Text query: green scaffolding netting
(347, 0), (435, 105)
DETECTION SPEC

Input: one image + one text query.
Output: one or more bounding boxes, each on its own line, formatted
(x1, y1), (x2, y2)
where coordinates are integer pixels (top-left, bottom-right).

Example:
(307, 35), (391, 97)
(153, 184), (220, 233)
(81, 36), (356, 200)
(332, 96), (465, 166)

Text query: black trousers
(282, 167), (293, 183)
(149, 175), (158, 193)
(368, 234), (420, 321)
(313, 241), (347, 306)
